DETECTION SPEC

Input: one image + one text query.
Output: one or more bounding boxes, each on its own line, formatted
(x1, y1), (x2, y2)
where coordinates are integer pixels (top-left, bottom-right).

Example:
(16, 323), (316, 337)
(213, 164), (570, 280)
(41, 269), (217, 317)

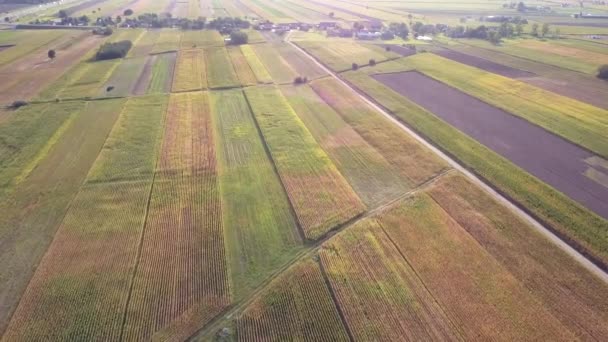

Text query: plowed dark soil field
(373, 71), (608, 219)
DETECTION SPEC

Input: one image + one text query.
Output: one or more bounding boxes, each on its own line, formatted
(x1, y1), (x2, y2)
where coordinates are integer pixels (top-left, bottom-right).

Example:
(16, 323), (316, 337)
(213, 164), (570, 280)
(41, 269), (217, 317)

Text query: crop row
(244, 85), (365, 240)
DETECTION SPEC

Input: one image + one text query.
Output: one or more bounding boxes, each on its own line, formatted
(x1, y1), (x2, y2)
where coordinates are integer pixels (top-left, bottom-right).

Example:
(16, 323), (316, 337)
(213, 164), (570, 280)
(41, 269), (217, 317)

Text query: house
(318, 21), (338, 30)
(356, 30), (381, 40)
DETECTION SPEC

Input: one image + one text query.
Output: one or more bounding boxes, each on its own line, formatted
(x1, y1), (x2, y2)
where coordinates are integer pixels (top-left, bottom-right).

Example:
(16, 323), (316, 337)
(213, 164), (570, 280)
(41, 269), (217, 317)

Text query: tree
(116, 15), (122, 23)
(597, 65), (608, 80)
(48, 49), (56, 59)
(369, 59), (376, 66)
(488, 31), (501, 44)
(4, 17), (9, 23)
(329, 12), (334, 18)
(123, 9), (134, 16)
(58, 10), (68, 18)
(517, 2), (526, 12)
(531, 23), (539, 36)
(541, 23), (550, 37)
(515, 22), (524, 35)
(229, 31), (248, 45)
(352, 63), (359, 70)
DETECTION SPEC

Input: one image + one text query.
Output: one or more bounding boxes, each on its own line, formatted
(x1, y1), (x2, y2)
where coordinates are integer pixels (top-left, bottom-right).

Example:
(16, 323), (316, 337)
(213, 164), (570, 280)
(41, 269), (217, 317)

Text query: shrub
(8, 100), (28, 109)
(95, 40), (132, 60)
(294, 76), (308, 84)
(385, 46), (391, 52)
(48, 49), (56, 59)
(230, 31), (248, 45)
(352, 63), (358, 70)
(598, 65), (608, 80)
(123, 9), (133, 16)
(369, 59), (376, 66)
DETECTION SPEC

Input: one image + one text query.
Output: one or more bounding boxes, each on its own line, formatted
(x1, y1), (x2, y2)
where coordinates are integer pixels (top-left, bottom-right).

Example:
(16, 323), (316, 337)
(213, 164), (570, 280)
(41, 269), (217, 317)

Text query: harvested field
(123, 92), (229, 341)
(151, 30), (181, 54)
(345, 70), (608, 268)
(434, 49), (535, 78)
(311, 78), (448, 185)
(382, 44), (416, 57)
(0, 102), (82, 195)
(296, 41), (400, 72)
(281, 84), (410, 207)
(441, 43), (608, 109)
(127, 30), (159, 58)
(320, 219), (459, 340)
(518, 40), (608, 69)
(100, 56), (148, 97)
(237, 259), (349, 341)
(0, 30), (67, 67)
(251, 43), (297, 84)
(400, 54), (608, 159)
(373, 70), (608, 220)
(205, 47), (240, 89)
(427, 173), (608, 340)
(172, 49), (207, 92)
(244, 86), (365, 240)
(0, 99), (127, 337)
(0, 34), (105, 105)
(180, 30), (223, 50)
(147, 52), (176, 94)
(211, 90), (301, 297)
(86, 96), (168, 183)
(227, 46), (257, 86)
(275, 43), (327, 80)
(240, 44), (272, 83)
(379, 193), (576, 340)
(132, 55), (155, 96)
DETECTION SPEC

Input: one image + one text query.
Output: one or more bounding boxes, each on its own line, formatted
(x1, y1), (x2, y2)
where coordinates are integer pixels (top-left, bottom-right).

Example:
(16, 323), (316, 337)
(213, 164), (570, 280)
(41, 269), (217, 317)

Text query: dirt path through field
(285, 31), (608, 283)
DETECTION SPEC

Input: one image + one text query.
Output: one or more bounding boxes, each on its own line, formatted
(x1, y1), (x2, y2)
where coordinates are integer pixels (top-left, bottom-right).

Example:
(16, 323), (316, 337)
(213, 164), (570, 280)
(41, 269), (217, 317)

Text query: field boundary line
(377, 220), (467, 341)
(317, 258), (355, 342)
(240, 88), (307, 242)
(453, 40), (593, 76)
(285, 31), (608, 283)
(186, 170), (455, 341)
(118, 97), (170, 341)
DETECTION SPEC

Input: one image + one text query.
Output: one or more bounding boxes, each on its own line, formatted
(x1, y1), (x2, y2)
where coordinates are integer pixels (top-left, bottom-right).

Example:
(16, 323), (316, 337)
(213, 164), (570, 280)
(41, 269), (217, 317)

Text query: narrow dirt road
(285, 31), (608, 283)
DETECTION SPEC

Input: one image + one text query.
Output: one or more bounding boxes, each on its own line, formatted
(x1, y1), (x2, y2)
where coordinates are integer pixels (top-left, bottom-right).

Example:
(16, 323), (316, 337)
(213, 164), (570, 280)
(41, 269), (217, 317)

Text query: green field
(244, 85), (365, 240)
(205, 47), (240, 89)
(211, 89), (302, 297)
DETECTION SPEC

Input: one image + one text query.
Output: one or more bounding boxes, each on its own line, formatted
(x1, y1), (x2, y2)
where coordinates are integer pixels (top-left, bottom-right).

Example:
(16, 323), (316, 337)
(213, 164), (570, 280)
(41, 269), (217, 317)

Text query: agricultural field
(172, 49), (207, 92)
(244, 86), (365, 240)
(3, 0), (608, 340)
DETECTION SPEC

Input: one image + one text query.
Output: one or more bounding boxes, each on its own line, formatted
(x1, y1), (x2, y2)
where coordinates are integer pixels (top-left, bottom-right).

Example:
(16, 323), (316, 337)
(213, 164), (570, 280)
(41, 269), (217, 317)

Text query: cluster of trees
(229, 31), (248, 45)
(387, 22), (410, 39)
(444, 22), (553, 44)
(95, 40), (132, 60)
(207, 17), (250, 31)
(411, 21), (438, 36)
(598, 65), (608, 80)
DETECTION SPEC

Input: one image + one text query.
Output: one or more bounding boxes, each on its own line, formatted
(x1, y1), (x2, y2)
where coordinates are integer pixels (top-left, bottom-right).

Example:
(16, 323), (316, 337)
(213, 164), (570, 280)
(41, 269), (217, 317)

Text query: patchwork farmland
(1, 0), (608, 340)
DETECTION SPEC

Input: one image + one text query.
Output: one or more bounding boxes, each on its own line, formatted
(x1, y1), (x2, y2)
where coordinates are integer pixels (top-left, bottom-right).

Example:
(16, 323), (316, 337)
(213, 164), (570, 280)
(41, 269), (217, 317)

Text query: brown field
(310, 77), (449, 185)
(319, 219), (459, 340)
(373, 71), (608, 220)
(132, 55), (156, 96)
(427, 174), (608, 340)
(0, 34), (105, 106)
(123, 92), (229, 341)
(379, 191), (577, 340)
(237, 259), (349, 341)
(172, 49), (207, 92)
(227, 46), (257, 86)
(434, 49), (536, 78)
(446, 43), (608, 109)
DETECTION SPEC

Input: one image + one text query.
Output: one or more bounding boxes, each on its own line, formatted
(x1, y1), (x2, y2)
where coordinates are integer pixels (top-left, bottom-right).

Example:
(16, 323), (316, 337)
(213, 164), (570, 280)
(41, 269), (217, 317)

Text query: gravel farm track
(285, 31), (608, 283)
